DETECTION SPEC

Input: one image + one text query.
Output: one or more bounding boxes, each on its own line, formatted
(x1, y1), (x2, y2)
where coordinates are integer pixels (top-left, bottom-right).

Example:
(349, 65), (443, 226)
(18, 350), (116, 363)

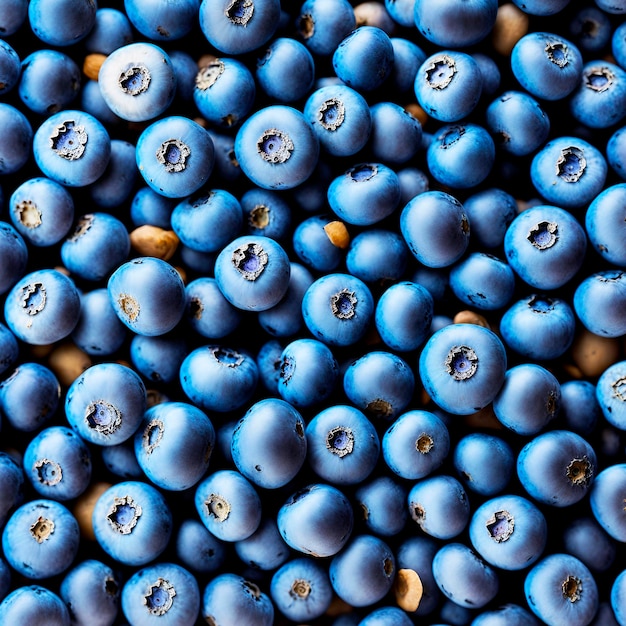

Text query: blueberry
(84, 8), (134, 54)
(296, 0), (356, 56)
(471, 604), (541, 626)
(234, 517), (289, 571)
(0, 221), (28, 295)
(563, 517), (616, 573)
(292, 214), (346, 272)
(401, 190), (470, 268)
(329, 534), (396, 608)
(354, 476), (408, 537)
(4, 268), (81, 345)
(231, 397), (307, 489)
(419, 323), (507, 415)
(180, 345), (258, 413)
(60, 559), (120, 626)
(121, 562), (200, 626)
(396, 536), (441, 616)
(346, 229), (409, 284)
(586, 183), (626, 266)
(611, 570), (626, 625)
(175, 519), (226, 574)
(202, 573), (274, 626)
(240, 187), (292, 241)
(28, 0), (96, 46)
(469, 494), (548, 570)
(407, 474), (470, 540)
(368, 102), (423, 163)
(573, 270), (626, 338)
(92, 480), (172, 566)
(135, 115), (215, 198)
(2, 499), (79, 579)
(390, 37), (428, 92)
(432, 542), (499, 609)
(195, 469), (262, 542)
(101, 441), (143, 480)
(108, 257), (186, 336)
(124, 0), (200, 40)
(463, 187), (518, 250)
(596, 359), (626, 429)
(184, 277), (242, 339)
(88, 139), (138, 209)
(358, 607), (414, 625)
(23, 426), (92, 501)
(130, 186), (176, 229)
(560, 380), (601, 436)
(234, 105), (319, 190)
(65, 362), (147, 446)
(524, 554), (598, 626)
(0, 451), (24, 528)
(270, 557), (333, 621)
(0, 103), (32, 175)
(0, 0), (28, 36)
(0, 586), (70, 625)
(277, 483), (354, 557)
(590, 463), (626, 541)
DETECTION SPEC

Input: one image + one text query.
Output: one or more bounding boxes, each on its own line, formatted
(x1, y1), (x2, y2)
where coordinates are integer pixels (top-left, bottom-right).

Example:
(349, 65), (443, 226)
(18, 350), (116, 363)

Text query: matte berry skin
(470, 604), (540, 626)
(407, 475), (470, 540)
(0, 586), (70, 626)
(432, 543), (499, 609)
(23, 426), (91, 501)
(303, 84), (372, 157)
(180, 345), (258, 413)
(517, 430), (597, 507)
(375, 281), (433, 353)
(573, 270), (626, 338)
(85, 8), (133, 54)
(570, 60), (626, 129)
(530, 137), (607, 209)
(0, 39), (19, 94)
(415, 51), (483, 123)
(231, 398), (307, 489)
(195, 469), (262, 542)
(33, 110), (111, 187)
(499, 295), (576, 361)
(332, 26), (394, 92)
(241, 187), (292, 241)
(586, 184), (626, 266)
(369, 102), (422, 164)
(327, 163), (400, 226)
(108, 257), (186, 336)
(302, 273), (374, 347)
(92, 481), (172, 566)
(129, 333), (187, 384)
(202, 573), (274, 626)
(277, 483), (354, 557)
(277, 338), (338, 407)
(0, 104), (32, 175)
(4, 269), (80, 346)
(0, 451), (24, 528)
(612, 570), (626, 626)
(453, 433), (514, 497)
(563, 517), (616, 573)
(176, 519), (226, 574)
(134, 401), (215, 491)
(0, 222), (28, 295)
(596, 360), (626, 430)
(135, 116), (215, 198)
(60, 559), (121, 626)
(256, 37), (315, 103)
(9, 177), (74, 247)
(414, 0), (498, 47)
(0, 362), (60, 432)
(0, 0), (28, 36)
(346, 229), (408, 284)
(504, 205), (587, 290)
(383, 409), (450, 480)
(101, 442), (143, 480)
(235, 105), (319, 190)
(419, 323), (507, 415)
(121, 562), (200, 626)
(524, 554), (598, 626)
(2, 499), (79, 579)
(591, 464), (626, 542)
(427, 123), (495, 189)
(306, 404), (380, 486)
(193, 57), (256, 128)
(359, 607), (414, 625)
(184, 277), (241, 340)
(329, 535), (396, 608)
(270, 558), (333, 622)
(296, 0), (356, 56)
(124, 0), (200, 40)
(61, 212), (130, 282)
(292, 215), (344, 272)
(396, 536), (441, 616)
(401, 191), (470, 268)
(463, 187), (517, 250)
(511, 32), (583, 100)
(214, 235), (291, 312)
(28, 0), (96, 46)
(486, 91), (550, 156)
(130, 186), (176, 229)
(0, 323), (18, 377)
(355, 476), (408, 537)
(560, 380), (600, 436)
(65, 362), (147, 447)
(469, 494), (548, 570)
(88, 139), (138, 209)
(18, 49), (81, 116)
(234, 517), (289, 572)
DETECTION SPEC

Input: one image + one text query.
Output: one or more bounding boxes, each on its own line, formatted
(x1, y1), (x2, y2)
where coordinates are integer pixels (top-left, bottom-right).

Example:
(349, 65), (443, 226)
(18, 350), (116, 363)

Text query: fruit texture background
(0, 0), (626, 624)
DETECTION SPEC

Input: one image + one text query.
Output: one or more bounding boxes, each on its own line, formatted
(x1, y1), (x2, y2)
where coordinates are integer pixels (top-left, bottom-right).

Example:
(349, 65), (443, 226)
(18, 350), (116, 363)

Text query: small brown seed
(394, 568), (423, 612)
(83, 53), (107, 81)
(454, 310), (491, 329)
(129, 225), (180, 261)
(492, 3), (529, 56)
(324, 221), (350, 249)
(48, 342), (92, 388)
(72, 481), (112, 541)
(570, 330), (621, 378)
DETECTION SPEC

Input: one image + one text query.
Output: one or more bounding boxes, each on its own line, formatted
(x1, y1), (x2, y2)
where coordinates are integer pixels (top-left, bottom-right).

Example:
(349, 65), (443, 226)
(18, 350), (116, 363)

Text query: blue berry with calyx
(277, 483), (354, 557)
(135, 116), (215, 198)
(493, 363), (560, 436)
(355, 475), (408, 538)
(195, 469), (262, 542)
(4, 268), (81, 346)
(401, 190), (470, 268)
(415, 51), (483, 123)
(32, 109), (111, 187)
(184, 277), (241, 340)
(241, 187), (292, 241)
(573, 270), (626, 338)
(92, 480), (172, 566)
(235, 105), (319, 190)
(214, 235), (291, 312)
(121, 562), (200, 626)
(108, 257), (186, 337)
(296, 0), (356, 56)
(65, 362), (146, 447)
(596, 359), (626, 430)
(231, 397), (307, 489)
(469, 494), (548, 570)
(419, 323), (507, 415)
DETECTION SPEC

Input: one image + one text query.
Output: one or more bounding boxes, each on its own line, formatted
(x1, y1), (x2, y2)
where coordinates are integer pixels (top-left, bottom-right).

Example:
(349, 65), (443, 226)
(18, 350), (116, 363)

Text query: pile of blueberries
(1, 0), (626, 624)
